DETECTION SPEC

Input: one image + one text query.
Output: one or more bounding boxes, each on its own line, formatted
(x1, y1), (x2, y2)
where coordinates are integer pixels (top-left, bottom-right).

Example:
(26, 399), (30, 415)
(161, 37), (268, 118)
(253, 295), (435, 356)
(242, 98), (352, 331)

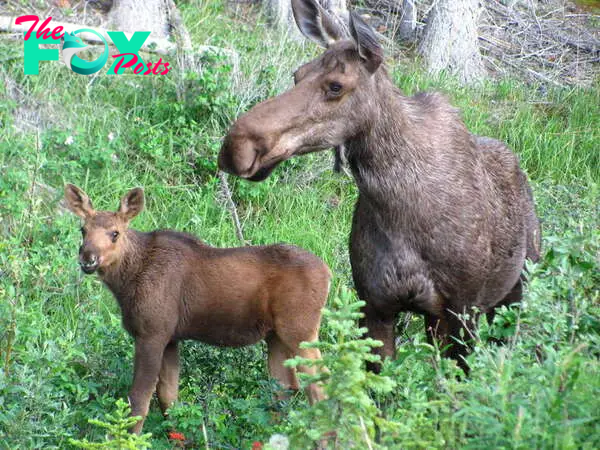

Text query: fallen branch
(217, 171), (246, 245)
(361, 1), (599, 87)
(525, 67), (565, 87)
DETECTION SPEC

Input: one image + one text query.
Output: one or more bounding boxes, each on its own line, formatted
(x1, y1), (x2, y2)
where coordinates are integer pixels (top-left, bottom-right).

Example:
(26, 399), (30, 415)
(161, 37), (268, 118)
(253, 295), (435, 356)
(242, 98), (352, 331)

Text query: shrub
(69, 399), (152, 449)
(285, 288), (399, 448)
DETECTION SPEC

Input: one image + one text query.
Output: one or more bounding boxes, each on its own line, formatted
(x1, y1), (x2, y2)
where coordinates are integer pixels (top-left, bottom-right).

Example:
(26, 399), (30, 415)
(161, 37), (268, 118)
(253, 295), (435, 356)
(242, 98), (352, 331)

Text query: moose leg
(274, 327), (330, 447)
(446, 312), (474, 374)
(157, 341), (180, 416)
(487, 277), (523, 325)
(266, 333), (299, 399)
(129, 338), (167, 434)
(360, 303), (397, 373)
(425, 312), (472, 374)
(424, 313), (441, 345)
(269, 328), (326, 404)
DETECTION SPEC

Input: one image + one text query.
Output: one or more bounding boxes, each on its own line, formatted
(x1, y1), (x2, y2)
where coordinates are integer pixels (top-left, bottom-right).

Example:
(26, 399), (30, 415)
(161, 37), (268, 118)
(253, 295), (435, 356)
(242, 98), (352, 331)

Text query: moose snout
(218, 133), (262, 178)
(79, 248), (99, 274)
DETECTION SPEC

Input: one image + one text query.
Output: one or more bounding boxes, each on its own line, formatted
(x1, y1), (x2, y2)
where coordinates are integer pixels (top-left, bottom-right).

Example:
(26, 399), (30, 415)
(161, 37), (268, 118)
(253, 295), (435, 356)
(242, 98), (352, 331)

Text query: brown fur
(218, 0), (541, 372)
(64, 184), (329, 433)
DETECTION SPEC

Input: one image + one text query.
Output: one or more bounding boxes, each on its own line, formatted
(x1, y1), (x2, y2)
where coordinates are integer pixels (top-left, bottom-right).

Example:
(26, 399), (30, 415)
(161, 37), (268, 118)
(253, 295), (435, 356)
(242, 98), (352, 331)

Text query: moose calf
(64, 184), (330, 433)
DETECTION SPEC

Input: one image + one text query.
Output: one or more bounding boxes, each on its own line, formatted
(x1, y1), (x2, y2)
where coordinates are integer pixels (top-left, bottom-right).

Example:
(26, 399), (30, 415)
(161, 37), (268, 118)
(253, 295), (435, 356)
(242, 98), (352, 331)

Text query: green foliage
(161, 374), (282, 448)
(285, 288), (399, 448)
(184, 53), (238, 125)
(69, 399), (152, 449)
(450, 230), (600, 449)
(521, 226), (600, 349)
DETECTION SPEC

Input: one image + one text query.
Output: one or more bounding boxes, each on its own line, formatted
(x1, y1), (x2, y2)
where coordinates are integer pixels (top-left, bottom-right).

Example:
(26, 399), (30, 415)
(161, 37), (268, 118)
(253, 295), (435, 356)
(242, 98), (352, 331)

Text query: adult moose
(218, 0), (540, 371)
(64, 184), (329, 433)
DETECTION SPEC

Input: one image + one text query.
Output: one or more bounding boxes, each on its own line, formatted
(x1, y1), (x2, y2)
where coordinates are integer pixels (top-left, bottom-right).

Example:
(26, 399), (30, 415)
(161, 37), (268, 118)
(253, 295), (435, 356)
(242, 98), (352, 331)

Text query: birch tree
(267, 0), (347, 30)
(418, 0), (485, 84)
(108, 0), (170, 39)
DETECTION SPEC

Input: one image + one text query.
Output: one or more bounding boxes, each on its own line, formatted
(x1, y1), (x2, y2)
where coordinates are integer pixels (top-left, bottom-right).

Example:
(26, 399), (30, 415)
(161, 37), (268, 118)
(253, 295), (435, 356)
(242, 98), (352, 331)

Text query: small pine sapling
(69, 398), (152, 449)
(285, 288), (399, 448)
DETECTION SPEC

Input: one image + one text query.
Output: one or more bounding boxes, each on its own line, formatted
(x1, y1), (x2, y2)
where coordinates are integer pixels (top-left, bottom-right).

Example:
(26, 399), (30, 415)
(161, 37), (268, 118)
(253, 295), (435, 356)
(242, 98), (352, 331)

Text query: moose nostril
(80, 252), (98, 267)
(219, 139), (260, 176)
(80, 253), (99, 274)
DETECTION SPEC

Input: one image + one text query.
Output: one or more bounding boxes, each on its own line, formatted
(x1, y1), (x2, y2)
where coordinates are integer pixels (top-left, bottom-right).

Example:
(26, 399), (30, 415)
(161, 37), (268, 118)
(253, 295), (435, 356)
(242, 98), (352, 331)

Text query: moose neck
(98, 229), (148, 299)
(345, 67), (465, 208)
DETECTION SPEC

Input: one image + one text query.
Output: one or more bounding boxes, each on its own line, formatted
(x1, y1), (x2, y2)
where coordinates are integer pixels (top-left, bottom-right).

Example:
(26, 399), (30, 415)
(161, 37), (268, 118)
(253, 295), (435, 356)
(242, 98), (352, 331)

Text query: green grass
(1, 0), (599, 448)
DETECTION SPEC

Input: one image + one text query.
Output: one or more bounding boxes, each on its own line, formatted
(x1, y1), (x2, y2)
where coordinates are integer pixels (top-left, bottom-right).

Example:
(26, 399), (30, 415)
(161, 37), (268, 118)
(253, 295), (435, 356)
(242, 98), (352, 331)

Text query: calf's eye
(111, 231), (119, 242)
(329, 82), (343, 93)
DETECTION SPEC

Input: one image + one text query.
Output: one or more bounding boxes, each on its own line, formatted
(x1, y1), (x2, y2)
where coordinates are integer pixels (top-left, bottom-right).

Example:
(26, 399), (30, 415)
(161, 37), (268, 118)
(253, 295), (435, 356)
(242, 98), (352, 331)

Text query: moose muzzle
(79, 248), (99, 274)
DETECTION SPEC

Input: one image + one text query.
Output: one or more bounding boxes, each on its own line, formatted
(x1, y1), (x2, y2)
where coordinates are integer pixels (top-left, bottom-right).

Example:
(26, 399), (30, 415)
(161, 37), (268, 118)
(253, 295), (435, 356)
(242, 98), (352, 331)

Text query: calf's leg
(266, 333), (299, 398)
(293, 345), (326, 404)
(129, 337), (167, 434)
(157, 341), (180, 416)
(268, 329), (326, 405)
(276, 324), (326, 405)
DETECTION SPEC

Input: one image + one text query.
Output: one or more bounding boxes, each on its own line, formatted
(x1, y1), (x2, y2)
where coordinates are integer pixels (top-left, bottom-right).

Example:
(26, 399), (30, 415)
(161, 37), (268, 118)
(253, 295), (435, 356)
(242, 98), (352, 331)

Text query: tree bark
(267, 0), (347, 32)
(398, 0), (416, 42)
(322, 0), (348, 16)
(108, 0), (170, 39)
(418, 0), (485, 84)
(266, 0), (296, 30)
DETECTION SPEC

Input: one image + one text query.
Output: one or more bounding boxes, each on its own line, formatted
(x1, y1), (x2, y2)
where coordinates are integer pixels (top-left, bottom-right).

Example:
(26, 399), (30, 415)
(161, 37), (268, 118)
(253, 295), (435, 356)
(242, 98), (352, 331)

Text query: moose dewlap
(64, 184), (330, 434)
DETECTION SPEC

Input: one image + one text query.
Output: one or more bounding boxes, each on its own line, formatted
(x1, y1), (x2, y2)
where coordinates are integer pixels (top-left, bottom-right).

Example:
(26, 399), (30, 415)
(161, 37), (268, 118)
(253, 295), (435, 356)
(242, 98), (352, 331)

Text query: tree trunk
(322, 0), (348, 16)
(267, 0), (347, 32)
(398, 0), (416, 42)
(106, 0), (200, 98)
(266, 0), (296, 30)
(109, 0), (170, 39)
(418, 0), (484, 84)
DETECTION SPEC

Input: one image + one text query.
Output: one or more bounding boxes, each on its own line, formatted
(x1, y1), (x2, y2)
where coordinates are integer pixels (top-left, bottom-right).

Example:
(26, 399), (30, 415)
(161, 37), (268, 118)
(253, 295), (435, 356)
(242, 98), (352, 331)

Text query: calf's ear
(64, 184), (94, 219)
(118, 187), (145, 221)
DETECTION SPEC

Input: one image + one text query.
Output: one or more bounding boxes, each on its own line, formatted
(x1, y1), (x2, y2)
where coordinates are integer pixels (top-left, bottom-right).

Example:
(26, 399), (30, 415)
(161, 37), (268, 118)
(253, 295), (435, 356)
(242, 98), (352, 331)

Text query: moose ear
(349, 11), (383, 73)
(64, 183), (94, 219)
(292, 0), (345, 48)
(118, 187), (144, 221)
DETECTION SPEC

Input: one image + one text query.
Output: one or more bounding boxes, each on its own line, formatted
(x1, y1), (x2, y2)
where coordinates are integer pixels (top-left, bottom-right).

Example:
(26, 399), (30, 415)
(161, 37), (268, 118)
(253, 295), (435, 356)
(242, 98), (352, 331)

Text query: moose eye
(80, 227), (86, 236)
(329, 82), (343, 94)
(111, 231), (120, 243)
